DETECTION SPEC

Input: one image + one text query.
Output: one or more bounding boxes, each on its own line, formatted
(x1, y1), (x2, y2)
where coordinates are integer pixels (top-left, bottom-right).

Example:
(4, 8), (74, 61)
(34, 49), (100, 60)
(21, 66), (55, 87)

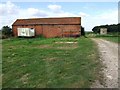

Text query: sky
(0, 1), (119, 31)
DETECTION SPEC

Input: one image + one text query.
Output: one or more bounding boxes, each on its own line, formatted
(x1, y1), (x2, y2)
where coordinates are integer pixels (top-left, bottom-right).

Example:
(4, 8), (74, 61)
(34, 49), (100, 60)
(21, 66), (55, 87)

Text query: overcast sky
(0, 1), (118, 31)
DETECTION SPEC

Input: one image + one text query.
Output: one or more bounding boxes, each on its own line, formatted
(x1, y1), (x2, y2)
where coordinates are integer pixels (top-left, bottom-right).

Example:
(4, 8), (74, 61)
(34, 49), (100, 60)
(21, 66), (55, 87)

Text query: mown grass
(2, 37), (101, 88)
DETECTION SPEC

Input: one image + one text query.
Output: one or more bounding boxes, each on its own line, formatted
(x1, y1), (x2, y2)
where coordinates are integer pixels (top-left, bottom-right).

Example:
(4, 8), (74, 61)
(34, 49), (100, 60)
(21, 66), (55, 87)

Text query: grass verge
(95, 35), (119, 43)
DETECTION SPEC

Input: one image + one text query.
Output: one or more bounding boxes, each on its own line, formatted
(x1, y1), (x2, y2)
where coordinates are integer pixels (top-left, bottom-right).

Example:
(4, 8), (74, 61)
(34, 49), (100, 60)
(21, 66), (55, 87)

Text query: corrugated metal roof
(12, 17), (81, 25)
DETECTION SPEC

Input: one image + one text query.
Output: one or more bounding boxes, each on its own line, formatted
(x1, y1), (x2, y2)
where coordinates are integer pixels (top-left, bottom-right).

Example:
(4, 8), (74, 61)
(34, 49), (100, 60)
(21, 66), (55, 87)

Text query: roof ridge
(17, 17), (81, 20)
(12, 17), (81, 26)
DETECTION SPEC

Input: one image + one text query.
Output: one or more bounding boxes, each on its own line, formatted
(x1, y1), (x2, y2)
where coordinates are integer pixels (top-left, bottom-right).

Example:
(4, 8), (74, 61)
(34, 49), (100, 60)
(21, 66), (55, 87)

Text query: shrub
(81, 26), (85, 36)
(1, 26), (12, 39)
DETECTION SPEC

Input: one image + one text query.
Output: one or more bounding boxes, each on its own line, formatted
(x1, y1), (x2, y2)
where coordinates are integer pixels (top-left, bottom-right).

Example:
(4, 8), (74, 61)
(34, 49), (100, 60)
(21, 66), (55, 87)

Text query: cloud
(97, 10), (117, 24)
(48, 4), (62, 13)
(48, 12), (77, 17)
(0, 1), (19, 15)
(118, 3), (120, 23)
(27, 8), (48, 17)
(78, 12), (89, 17)
(0, 1), (48, 28)
(0, 1), (20, 28)
(81, 9), (118, 31)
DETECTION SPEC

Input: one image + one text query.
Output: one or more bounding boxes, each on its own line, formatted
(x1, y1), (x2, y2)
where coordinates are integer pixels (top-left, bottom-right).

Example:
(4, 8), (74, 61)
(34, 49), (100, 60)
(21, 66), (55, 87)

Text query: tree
(92, 26), (100, 34)
(81, 26), (85, 36)
(1, 26), (12, 38)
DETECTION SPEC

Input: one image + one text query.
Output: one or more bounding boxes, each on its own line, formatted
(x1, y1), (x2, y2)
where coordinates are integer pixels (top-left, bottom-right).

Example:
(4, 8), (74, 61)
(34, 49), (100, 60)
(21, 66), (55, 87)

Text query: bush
(1, 26), (12, 38)
(81, 26), (85, 36)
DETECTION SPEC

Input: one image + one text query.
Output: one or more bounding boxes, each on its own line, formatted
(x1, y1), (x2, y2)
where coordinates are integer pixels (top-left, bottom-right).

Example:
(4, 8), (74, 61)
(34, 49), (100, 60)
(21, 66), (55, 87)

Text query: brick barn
(12, 17), (81, 38)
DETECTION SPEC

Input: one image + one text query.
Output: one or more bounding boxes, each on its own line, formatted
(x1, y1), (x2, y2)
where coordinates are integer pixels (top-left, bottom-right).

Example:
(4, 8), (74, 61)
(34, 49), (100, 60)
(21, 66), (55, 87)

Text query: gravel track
(91, 38), (118, 88)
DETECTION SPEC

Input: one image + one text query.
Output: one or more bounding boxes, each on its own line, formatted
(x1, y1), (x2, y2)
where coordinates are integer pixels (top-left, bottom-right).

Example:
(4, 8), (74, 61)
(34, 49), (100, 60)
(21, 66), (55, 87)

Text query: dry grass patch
(44, 57), (58, 61)
(20, 73), (29, 84)
(55, 42), (78, 50)
(57, 46), (77, 50)
(33, 41), (78, 50)
(55, 42), (77, 44)
(35, 45), (52, 49)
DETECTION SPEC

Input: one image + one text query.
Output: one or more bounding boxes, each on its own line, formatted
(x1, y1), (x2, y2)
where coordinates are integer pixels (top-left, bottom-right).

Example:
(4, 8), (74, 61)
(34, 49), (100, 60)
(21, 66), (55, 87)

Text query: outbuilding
(100, 28), (107, 35)
(12, 17), (81, 38)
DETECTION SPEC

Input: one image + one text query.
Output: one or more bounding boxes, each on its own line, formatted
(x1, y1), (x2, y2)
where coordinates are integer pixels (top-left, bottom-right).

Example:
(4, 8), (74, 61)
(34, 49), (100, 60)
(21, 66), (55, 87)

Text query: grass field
(2, 37), (101, 88)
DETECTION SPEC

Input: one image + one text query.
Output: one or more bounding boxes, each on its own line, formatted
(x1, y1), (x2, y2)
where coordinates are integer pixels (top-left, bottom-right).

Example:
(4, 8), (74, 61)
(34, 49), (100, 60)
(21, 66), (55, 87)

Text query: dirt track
(91, 38), (118, 88)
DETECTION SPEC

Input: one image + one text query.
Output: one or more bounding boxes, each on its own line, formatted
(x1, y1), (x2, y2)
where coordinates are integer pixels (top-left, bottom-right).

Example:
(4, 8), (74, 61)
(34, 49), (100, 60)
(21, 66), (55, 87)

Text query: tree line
(92, 23), (120, 33)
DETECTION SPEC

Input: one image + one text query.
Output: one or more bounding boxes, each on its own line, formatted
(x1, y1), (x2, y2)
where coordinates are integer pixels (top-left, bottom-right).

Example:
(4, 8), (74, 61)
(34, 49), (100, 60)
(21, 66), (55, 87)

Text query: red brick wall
(12, 26), (17, 37)
(12, 24), (81, 38)
(42, 25), (81, 38)
(61, 25), (81, 37)
(42, 25), (62, 38)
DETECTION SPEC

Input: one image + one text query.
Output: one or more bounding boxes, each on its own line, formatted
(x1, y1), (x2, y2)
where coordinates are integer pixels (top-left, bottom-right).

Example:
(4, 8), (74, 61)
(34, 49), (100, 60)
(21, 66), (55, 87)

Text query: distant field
(2, 37), (101, 88)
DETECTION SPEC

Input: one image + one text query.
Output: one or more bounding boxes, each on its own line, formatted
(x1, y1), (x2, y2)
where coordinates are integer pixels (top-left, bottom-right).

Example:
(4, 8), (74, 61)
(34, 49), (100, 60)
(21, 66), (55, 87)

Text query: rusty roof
(12, 17), (81, 26)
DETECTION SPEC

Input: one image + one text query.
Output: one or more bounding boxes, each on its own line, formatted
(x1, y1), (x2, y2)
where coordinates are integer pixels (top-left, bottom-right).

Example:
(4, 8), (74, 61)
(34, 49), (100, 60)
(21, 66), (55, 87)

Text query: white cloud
(0, 1), (20, 28)
(78, 12), (89, 17)
(81, 10), (118, 31)
(97, 10), (117, 24)
(0, 1), (48, 28)
(118, 3), (120, 23)
(49, 12), (78, 17)
(27, 8), (48, 17)
(48, 4), (62, 13)
(0, 1), (19, 15)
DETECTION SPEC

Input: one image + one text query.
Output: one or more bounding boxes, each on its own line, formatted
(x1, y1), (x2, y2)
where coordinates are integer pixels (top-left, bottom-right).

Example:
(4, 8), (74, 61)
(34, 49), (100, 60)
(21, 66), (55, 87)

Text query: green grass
(86, 32), (120, 43)
(95, 34), (120, 43)
(100, 36), (119, 43)
(2, 37), (101, 88)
